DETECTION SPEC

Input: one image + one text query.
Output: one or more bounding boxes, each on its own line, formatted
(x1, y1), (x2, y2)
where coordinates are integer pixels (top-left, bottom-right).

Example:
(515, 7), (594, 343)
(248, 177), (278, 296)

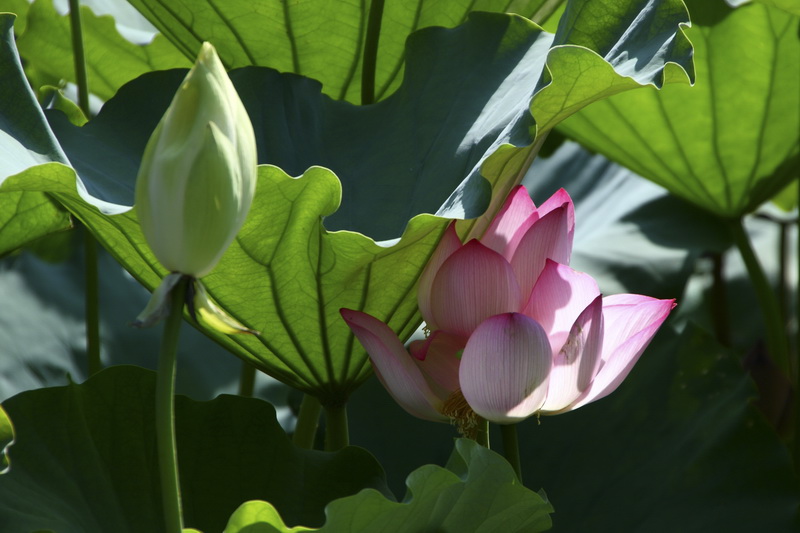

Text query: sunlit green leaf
(15, 0), (189, 100)
(0, 365), (391, 532)
(557, 0), (799, 216)
(1, 8), (694, 398)
(0, 14), (70, 255)
(126, 0), (553, 103)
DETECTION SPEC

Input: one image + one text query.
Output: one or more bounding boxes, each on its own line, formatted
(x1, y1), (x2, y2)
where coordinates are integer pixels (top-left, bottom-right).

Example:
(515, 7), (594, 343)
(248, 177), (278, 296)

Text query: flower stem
(67, 0), (90, 116)
(324, 403), (349, 451)
(155, 275), (189, 533)
(730, 218), (790, 376)
(84, 228), (101, 376)
(475, 417), (490, 448)
(500, 423), (522, 481)
(293, 394), (322, 449)
(238, 361), (256, 397)
(361, 0), (385, 105)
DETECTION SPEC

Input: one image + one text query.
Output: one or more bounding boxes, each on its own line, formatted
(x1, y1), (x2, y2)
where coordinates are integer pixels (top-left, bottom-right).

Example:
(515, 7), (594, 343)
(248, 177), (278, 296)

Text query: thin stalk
(796, 182), (800, 471)
(474, 417), (489, 448)
(730, 219), (790, 375)
(67, 0), (90, 116)
(68, 0), (100, 377)
(361, 0), (385, 105)
(709, 252), (731, 347)
(500, 423), (522, 481)
(324, 404), (349, 451)
(238, 361), (256, 397)
(155, 276), (189, 533)
(84, 229), (101, 375)
(293, 394), (323, 449)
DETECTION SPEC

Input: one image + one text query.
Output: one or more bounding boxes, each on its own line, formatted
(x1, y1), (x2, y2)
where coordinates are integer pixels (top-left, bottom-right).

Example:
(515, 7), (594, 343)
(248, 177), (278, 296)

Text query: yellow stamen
(442, 389), (480, 439)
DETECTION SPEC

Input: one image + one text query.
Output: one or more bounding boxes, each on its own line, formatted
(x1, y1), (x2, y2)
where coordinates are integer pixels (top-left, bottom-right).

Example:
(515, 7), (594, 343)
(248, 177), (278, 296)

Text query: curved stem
(67, 0), (90, 116)
(238, 361), (256, 397)
(324, 403), (349, 451)
(500, 423), (522, 482)
(84, 228), (101, 376)
(730, 219), (790, 376)
(361, 0), (385, 105)
(293, 394), (322, 449)
(474, 417), (489, 448)
(155, 276), (189, 533)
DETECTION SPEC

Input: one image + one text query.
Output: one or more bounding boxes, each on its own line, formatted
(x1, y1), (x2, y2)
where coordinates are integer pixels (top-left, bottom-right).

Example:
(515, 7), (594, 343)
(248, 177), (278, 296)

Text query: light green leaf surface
(0, 365), (391, 532)
(224, 501), (314, 533)
(0, 14), (70, 254)
(227, 439), (553, 533)
(126, 0), (552, 103)
(557, 0), (800, 216)
(14, 0), (189, 101)
(1, 7), (694, 398)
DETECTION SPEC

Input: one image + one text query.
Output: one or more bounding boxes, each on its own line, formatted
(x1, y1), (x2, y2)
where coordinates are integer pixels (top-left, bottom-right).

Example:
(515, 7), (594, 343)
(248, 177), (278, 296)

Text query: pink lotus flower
(341, 186), (675, 429)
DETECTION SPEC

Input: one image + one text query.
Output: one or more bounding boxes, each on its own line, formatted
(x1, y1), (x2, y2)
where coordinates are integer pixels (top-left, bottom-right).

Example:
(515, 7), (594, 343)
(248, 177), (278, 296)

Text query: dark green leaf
(0, 365), (391, 532)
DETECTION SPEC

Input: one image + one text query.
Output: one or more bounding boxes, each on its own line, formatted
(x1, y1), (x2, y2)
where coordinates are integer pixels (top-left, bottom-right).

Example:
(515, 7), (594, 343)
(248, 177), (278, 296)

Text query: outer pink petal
(482, 185), (539, 260)
(340, 309), (448, 422)
(537, 188), (575, 241)
(430, 240), (525, 337)
(524, 260), (601, 358)
(408, 330), (467, 395)
(510, 205), (572, 301)
(460, 313), (552, 423)
(539, 295), (604, 413)
(567, 296), (676, 410)
(418, 223), (463, 329)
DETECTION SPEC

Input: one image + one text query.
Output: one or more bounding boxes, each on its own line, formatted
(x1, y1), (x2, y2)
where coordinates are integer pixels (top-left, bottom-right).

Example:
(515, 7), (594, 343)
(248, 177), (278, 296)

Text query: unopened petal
(482, 185), (539, 259)
(510, 205), (572, 300)
(418, 223), (462, 329)
(340, 309), (448, 422)
(430, 241), (525, 337)
(524, 260), (601, 356)
(569, 296), (675, 410)
(460, 313), (551, 423)
(537, 188), (575, 240)
(539, 295), (604, 413)
(409, 330), (466, 394)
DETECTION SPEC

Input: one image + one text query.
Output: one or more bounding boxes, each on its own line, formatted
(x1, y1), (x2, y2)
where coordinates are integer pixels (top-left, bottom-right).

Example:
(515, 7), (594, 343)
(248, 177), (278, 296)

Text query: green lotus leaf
(557, 0), (799, 216)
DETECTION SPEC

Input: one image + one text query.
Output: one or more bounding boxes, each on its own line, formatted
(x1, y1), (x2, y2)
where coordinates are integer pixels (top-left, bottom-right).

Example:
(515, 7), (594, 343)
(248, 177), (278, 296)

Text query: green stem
(67, 0), (90, 116)
(500, 423), (522, 481)
(709, 252), (731, 348)
(84, 228), (101, 376)
(238, 361), (256, 397)
(324, 404), (349, 451)
(474, 417), (489, 448)
(293, 394), (322, 449)
(361, 0), (385, 105)
(155, 276), (189, 533)
(730, 219), (790, 375)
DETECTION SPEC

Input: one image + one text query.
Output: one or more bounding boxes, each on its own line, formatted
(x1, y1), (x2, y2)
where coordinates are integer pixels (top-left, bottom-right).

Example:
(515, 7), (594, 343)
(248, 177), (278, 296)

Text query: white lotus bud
(135, 41), (257, 278)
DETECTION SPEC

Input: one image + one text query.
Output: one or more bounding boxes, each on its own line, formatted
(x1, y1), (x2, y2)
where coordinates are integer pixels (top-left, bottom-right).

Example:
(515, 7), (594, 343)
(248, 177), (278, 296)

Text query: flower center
(442, 388), (480, 439)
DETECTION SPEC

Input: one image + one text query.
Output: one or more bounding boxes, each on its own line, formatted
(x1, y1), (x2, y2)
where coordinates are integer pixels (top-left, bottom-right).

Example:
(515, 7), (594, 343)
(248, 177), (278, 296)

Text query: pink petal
(482, 185), (539, 260)
(510, 205), (572, 300)
(537, 188), (575, 241)
(460, 313), (552, 423)
(418, 223), (462, 329)
(568, 296), (676, 410)
(430, 241), (525, 337)
(408, 330), (467, 394)
(340, 309), (448, 422)
(539, 295), (604, 413)
(524, 260), (601, 357)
